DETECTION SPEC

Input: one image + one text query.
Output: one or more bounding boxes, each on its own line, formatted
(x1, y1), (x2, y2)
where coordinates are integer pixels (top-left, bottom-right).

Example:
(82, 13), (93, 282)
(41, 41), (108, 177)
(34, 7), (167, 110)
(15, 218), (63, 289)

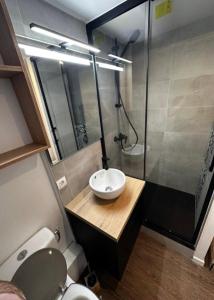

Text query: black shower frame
(86, 0), (151, 43)
(86, 0), (214, 249)
(86, 0), (151, 172)
(32, 58), (63, 160)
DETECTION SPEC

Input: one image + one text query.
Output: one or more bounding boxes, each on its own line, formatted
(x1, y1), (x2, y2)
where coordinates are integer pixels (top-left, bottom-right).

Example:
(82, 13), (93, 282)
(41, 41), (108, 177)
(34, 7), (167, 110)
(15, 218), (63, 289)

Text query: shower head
(120, 29), (140, 57)
(128, 30), (140, 43)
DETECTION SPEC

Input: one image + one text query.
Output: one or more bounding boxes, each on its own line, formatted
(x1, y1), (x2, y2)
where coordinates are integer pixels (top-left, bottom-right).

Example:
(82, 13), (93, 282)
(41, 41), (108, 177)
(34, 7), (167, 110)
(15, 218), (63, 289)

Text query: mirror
(32, 52), (101, 164)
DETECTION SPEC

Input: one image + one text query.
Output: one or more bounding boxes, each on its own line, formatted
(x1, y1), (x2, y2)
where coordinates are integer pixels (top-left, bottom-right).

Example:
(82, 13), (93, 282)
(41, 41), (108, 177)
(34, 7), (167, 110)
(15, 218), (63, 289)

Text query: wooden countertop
(65, 176), (145, 241)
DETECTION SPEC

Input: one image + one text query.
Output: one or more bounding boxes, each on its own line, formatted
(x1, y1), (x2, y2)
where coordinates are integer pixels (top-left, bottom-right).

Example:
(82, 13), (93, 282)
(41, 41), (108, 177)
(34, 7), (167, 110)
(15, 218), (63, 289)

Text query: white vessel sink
(89, 168), (126, 200)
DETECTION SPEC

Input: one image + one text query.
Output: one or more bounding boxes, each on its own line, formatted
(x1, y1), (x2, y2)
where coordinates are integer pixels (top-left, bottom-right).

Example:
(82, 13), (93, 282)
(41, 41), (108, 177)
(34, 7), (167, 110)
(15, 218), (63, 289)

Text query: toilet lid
(12, 248), (67, 300)
(62, 284), (99, 300)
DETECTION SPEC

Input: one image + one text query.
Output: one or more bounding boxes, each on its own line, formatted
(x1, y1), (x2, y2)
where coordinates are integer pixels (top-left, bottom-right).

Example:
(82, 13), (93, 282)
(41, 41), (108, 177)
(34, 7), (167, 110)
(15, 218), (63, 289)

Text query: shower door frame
(86, 0), (151, 174)
(86, 0), (214, 249)
(86, 0), (151, 43)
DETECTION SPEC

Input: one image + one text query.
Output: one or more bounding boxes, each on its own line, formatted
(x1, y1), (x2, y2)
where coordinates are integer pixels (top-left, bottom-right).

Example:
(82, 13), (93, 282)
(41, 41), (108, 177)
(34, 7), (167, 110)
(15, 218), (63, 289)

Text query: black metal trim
(59, 63), (80, 151)
(31, 58), (63, 160)
(143, 0), (152, 180)
(142, 220), (195, 249)
(142, 171), (214, 248)
(91, 55), (109, 169)
(85, 0), (214, 248)
(86, 0), (151, 170)
(209, 155), (214, 172)
(192, 171), (214, 245)
(86, 0), (149, 39)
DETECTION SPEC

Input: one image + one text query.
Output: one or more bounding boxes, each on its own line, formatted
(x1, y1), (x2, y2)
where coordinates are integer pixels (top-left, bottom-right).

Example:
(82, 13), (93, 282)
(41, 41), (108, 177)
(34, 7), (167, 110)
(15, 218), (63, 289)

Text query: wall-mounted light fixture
(96, 61), (124, 72)
(30, 23), (100, 53)
(19, 43), (124, 71)
(108, 54), (132, 64)
(19, 44), (91, 66)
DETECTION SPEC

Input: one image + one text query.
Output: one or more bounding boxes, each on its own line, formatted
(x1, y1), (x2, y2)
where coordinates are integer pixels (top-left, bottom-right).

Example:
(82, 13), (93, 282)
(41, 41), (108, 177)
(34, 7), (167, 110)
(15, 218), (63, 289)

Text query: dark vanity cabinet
(65, 176), (145, 280)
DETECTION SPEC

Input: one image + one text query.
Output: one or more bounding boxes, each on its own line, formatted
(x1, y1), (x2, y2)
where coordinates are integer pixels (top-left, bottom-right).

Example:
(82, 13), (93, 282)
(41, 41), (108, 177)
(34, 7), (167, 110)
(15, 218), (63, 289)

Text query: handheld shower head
(120, 29), (140, 57)
(129, 29), (140, 43)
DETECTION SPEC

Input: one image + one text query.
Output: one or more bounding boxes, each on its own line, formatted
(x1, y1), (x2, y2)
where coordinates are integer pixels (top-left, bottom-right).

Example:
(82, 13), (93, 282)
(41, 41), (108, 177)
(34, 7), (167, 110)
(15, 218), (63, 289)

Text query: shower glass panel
(93, 2), (148, 179)
(145, 0), (214, 242)
(88, 0), (214, 247)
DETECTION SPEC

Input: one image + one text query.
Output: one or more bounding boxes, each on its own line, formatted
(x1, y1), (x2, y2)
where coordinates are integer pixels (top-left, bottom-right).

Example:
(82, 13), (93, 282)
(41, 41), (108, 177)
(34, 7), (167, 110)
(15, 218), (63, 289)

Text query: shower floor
(141, 182), (195, 249)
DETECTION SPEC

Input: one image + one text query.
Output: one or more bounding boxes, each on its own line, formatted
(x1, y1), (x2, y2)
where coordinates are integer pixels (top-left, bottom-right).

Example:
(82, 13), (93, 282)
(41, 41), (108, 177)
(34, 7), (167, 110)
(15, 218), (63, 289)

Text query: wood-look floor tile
(100, 232), (214, 300)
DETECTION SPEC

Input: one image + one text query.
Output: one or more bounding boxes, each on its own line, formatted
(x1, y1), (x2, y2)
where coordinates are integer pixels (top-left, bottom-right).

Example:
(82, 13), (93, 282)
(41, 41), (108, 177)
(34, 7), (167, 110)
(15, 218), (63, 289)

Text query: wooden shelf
(0, 144), (48, 169)
(0, 0), (50, 169)
(0, 65), (22, 78)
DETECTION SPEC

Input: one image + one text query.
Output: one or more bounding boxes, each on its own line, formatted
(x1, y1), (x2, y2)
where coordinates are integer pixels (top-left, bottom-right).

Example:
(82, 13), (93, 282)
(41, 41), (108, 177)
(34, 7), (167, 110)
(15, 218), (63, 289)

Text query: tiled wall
(78, 64), (101, 144)
(94, 32), (122, 169)
(6, 0), (87, 43)
(120, 42), (146, 179)
(93, 14), (214, 195)
(146, 16), (214, 194)
(51, 142), (102, 206)
(93, 31), (147, 178)
(97, 66), (120, 168)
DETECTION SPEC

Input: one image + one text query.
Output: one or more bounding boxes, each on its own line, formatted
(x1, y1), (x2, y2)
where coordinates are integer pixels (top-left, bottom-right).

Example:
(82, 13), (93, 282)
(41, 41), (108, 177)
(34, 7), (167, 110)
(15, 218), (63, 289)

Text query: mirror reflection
(33, 54), (101, 163)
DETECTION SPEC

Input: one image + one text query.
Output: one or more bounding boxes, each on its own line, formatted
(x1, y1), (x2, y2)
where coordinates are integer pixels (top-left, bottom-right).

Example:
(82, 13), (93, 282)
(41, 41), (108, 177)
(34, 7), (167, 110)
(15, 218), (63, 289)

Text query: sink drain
(105, 186), (113, 192)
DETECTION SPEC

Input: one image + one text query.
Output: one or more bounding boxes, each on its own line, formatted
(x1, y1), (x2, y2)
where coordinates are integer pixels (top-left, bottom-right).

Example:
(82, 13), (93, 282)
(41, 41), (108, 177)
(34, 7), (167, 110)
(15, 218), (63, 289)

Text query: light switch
(56, 176), (67, 190)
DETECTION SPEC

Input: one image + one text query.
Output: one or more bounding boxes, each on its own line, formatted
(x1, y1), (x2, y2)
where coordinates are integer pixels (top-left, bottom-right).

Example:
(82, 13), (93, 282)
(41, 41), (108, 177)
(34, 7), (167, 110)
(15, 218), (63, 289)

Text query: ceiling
(43, 0), (126, 22)
(43, 0), (214, 44)
(98, 3), (146, 44)
(100, 0), (214, 42)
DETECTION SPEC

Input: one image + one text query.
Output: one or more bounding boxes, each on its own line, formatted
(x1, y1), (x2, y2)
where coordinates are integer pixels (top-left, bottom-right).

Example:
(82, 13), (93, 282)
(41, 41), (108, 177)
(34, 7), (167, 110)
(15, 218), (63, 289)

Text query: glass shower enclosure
(87, 0), (214, 248)
(92, 2), (148, 179)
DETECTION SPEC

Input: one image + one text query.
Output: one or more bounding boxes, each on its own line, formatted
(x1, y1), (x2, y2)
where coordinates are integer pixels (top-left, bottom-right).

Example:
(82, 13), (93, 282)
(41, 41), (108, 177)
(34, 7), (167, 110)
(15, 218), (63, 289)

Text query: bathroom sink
(89, 168), (126, 200)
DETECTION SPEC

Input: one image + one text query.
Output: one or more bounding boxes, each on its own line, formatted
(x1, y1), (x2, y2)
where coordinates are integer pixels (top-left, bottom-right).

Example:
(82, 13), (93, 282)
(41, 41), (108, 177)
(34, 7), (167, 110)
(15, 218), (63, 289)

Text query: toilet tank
(0, 227), (58, 281)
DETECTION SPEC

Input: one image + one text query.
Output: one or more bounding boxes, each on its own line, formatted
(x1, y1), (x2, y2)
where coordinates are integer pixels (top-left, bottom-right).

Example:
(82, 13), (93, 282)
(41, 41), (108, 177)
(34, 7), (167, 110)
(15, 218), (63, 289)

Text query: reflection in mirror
(33, 54), (101, 163)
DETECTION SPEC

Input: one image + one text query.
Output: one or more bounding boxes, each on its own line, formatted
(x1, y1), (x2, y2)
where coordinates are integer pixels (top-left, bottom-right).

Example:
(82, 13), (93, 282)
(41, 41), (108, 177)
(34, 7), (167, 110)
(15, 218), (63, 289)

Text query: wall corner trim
(192, 256), (205, 267)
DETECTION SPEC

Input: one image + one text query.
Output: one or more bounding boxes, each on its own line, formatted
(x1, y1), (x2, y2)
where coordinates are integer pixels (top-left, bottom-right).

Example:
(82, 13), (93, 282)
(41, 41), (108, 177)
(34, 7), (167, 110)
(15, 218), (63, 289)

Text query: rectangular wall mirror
(31, 52), (101, 164)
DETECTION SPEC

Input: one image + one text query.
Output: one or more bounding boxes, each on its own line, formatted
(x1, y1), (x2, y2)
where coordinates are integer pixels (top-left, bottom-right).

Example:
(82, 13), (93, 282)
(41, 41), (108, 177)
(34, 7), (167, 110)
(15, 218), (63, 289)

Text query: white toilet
(0, 228), (99, 300)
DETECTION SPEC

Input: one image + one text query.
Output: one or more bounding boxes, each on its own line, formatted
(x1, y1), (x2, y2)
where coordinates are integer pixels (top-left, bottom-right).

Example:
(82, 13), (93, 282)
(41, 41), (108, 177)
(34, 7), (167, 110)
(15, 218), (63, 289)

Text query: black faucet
(114, 133), (128, 144)
(102, 156), (110, 170)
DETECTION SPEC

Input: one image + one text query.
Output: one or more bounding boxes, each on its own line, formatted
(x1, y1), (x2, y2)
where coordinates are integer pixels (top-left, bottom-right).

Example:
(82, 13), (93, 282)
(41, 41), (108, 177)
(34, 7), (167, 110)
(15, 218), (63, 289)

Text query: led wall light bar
(30, 23), (100, 53)
(96, 62), (124, 72)
(19, 44), (90, 66)
(108, 54), (132, 63)
(19, 44), (123, 71)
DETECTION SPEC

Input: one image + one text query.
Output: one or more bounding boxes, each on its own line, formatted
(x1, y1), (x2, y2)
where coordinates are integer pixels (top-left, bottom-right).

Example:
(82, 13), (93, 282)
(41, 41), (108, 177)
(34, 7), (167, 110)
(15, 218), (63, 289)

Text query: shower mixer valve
(114, 133), (128, 144)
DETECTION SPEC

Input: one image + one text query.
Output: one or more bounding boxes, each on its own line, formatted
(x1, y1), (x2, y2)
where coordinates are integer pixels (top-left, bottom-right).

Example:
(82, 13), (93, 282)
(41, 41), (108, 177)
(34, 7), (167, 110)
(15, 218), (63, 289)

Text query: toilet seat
(62, 283), (99, 300)
(12, 248), (67, 300)
(12, 248), (98, 300)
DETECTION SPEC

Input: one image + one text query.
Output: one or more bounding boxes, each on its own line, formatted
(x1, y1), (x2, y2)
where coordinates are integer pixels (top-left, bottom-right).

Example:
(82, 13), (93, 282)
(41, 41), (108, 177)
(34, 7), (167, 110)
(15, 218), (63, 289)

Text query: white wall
(0, 0), (89, 269)
(6, 0), (87, 43)
(0, 79), (32, 153)
(193, 192), (214, 266)
(0, 155), (73, 265)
